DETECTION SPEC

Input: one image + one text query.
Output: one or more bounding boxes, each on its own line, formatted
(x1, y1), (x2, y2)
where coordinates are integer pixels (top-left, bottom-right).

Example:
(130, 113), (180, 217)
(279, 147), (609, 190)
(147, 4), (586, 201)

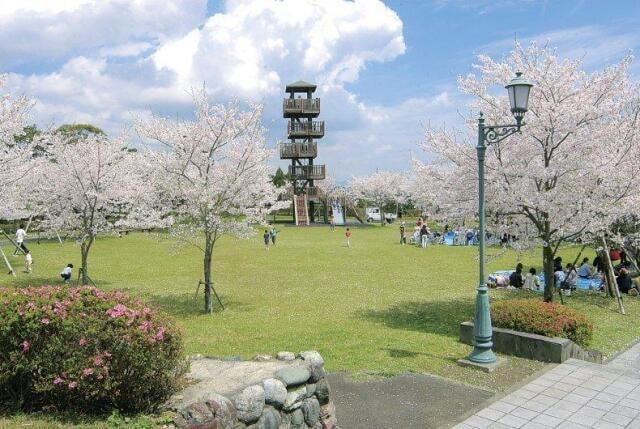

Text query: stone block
(306, 382), (317, 398)
(302, 397), (321, 426)
(277, 351), (296, 361)
(204, 393), (237, 428)
(460, 321), (603, 364)
(320, 401), (337, 429)
(234, 385), (265, 424)
(263, 378), (287, 408)
(275, 366), (311, 386)
(315, 379), (331, 405)
(283, 386), (307, 411)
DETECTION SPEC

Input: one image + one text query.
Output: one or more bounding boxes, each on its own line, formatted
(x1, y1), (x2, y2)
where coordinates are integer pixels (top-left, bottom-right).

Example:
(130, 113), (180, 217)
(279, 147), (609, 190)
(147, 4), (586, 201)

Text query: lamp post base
(457, 356), (506, 373)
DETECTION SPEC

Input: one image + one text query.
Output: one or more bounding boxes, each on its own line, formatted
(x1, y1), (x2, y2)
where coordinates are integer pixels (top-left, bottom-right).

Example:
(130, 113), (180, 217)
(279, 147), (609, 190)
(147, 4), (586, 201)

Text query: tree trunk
(204, 238), (213, 314)
(543, 244), (554, 302)
(80, 236), (94, 285)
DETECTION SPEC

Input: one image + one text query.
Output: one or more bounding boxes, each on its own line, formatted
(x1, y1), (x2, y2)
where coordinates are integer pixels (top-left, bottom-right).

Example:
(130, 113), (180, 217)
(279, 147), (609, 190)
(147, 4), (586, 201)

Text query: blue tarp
(443, 231), (456, 246)
(488, 270), (603, 292)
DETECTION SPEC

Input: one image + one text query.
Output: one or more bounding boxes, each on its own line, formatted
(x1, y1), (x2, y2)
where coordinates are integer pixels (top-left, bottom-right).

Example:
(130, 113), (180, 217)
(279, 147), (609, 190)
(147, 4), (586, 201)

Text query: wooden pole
(1, 229), (25, 255)
(0, 248), (16, 277)
(601, 235), (625, 315)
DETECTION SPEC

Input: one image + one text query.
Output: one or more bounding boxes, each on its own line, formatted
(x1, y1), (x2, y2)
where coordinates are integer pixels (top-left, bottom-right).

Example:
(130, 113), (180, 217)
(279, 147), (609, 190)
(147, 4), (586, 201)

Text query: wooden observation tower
(280, 80), (326, 225)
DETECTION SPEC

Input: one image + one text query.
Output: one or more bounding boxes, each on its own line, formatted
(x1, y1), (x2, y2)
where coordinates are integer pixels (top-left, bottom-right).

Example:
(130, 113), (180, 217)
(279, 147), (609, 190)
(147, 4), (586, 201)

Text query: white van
(365, 207), (397, 223)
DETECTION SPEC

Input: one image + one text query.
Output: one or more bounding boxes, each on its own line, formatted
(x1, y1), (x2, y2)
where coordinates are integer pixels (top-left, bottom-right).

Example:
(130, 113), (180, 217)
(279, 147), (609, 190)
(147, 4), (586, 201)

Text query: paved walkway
(455, 342), (640, 428)
(326, 372), (493, 429)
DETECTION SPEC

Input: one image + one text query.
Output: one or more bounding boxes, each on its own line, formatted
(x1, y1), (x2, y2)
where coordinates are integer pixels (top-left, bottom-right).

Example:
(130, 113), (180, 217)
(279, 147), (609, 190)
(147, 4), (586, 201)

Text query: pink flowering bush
(0, 286), (186, 413)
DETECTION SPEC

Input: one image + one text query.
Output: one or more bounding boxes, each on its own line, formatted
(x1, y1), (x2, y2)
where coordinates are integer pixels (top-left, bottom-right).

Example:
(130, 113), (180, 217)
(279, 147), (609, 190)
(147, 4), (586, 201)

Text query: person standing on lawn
(269, 227), (278, 246)
(15, 224), (28, 254)
(345, 228), (352, 248)
(263, 230), (270, 250)
(399, 222), (406, 245)
(24, 251), (33, 273)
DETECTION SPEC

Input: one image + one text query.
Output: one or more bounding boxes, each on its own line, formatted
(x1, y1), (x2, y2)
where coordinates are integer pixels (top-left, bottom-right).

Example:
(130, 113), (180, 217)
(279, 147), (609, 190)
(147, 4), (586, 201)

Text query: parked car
(365, 207), (397, 223)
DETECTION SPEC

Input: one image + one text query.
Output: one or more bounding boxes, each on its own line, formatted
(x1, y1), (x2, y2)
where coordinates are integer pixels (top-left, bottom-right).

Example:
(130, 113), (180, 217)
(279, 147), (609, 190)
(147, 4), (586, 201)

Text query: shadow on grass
(147, 292), (255, 317)
(0, 276), (112, 288)
(380, 347), (459, 363)
(360, 298), (475, 338)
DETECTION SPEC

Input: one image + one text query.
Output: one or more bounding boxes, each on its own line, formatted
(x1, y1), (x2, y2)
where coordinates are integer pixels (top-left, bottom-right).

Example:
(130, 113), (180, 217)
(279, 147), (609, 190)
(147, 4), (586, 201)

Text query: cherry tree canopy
(136, 90), (286, 313)
(0, 74), (33, 215)
(414, 43), (640, 300)
(350, 170), (409, 225)
(29, 132), (146, 283)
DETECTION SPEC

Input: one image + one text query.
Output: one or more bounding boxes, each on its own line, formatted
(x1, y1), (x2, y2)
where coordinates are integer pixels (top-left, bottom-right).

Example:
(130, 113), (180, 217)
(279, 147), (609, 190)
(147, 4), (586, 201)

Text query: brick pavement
(454, 342), (640, 428)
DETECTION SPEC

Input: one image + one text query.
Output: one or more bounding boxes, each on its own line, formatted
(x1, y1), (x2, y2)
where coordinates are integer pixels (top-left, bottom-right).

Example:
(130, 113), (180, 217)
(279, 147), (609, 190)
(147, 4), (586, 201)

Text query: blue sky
(2, 0), (639, 179)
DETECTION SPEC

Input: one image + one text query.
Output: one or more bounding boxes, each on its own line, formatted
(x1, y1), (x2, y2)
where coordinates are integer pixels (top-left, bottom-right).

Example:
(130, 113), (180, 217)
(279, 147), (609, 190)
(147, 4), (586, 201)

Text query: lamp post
(468, 72), (533, 365)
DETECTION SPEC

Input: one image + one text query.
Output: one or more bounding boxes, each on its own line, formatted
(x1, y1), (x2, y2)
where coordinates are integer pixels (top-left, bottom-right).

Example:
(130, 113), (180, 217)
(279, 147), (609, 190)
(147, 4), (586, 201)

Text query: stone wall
(165, 350), (339, 429)
(460, 321), (602, 364)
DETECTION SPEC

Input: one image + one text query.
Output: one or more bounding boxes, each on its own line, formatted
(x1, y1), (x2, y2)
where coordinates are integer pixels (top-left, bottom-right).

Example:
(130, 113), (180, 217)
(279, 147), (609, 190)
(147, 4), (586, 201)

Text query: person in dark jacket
(509, 263), (524, 288)
(617, 268), (633, 294)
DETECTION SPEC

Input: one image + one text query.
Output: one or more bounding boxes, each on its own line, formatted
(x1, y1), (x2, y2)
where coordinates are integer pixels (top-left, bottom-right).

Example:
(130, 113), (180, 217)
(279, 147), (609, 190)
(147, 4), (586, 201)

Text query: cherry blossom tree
(415, 43), (640, 301)
(350, 170), (409, 225)
(29, 133), (146, 284)
(0, 75), (33, 211)
(136, 90), (286, 314)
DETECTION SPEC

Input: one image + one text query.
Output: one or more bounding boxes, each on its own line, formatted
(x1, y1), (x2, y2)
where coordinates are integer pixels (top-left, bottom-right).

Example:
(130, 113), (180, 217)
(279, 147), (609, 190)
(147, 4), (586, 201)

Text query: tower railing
(288, 121), (324, 137)
(288, 164), (325, 180)
(280, 142), (317, 159)
(283, 98), (320, 116)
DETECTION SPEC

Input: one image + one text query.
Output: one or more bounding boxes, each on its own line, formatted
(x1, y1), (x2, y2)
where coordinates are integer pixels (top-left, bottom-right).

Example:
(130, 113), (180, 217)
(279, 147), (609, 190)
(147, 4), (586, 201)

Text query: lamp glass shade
(505, 72), (533, 114)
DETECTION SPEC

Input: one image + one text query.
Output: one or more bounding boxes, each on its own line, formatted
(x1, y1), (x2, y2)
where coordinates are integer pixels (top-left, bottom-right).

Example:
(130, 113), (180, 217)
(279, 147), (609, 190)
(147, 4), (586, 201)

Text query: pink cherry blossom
(78, 338), (87, 346)
(68, 381), (77, 389)
(20, 340), (30, 353)
(53, 377), (63, 385)
(40, 318), (50, 325)
(136, 91), (289, 314)
(414, 42), (640, 301)
(81, 368), (93, 378)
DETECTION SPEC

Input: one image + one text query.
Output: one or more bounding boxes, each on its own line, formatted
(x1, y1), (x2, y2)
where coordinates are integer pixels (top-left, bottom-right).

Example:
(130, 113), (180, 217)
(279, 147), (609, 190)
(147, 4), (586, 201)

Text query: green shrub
(491, 299), (593, 347)
(0, 286), (186, 413)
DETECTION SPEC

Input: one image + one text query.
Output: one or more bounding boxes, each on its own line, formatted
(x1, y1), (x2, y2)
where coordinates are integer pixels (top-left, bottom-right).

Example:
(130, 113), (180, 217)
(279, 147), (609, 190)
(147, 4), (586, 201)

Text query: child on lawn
(61, 263), (73, 283)
(345, 228), (352, 248)
(24, 251), (32, 273)
(263, 230), (270, 250)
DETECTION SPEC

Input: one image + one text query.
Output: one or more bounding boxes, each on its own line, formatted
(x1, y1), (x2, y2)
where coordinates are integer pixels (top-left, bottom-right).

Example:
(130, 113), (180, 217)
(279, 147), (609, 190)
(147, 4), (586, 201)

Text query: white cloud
(480, 24), (640, 70)
(4, 0), (419, 179)
(0, 0), (207, 68)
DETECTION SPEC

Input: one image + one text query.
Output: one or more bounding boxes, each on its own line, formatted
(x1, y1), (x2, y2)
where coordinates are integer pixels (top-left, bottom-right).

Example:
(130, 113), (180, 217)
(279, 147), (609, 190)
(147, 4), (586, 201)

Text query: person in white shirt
(24, 251), (33, 273)
(61, 264), (74, 283)
(15, 224), (28, 253)
(576, 257), (593, 278)
(524, 267), (541, 290)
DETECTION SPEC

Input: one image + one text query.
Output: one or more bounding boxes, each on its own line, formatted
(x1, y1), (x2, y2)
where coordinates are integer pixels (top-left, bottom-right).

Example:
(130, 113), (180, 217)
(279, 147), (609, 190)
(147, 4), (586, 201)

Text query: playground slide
(332, 202), (345, 225)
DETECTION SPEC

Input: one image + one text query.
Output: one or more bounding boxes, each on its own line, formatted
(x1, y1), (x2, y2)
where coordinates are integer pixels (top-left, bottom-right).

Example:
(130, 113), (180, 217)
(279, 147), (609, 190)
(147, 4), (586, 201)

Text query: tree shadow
(1, 276), (112, 288)
(146, 292), (255, 317)
(359, 298), (475, 338)
(381, 347), (460, 363)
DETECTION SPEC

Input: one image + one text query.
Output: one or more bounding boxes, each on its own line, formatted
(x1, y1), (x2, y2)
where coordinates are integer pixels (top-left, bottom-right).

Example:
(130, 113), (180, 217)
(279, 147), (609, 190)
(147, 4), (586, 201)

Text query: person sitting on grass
(509, 263), (524, 288)
(617, 268), (633, 294)
(524, 267), (540, 291)
(61, 263), (73, 283)
(577, 257), (593, 278)
(564, 263), (578, 290)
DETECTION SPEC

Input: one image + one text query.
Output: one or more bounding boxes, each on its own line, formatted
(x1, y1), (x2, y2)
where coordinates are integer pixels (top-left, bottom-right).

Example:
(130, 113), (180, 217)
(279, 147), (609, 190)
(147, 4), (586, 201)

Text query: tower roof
(285, 80), (317, 92)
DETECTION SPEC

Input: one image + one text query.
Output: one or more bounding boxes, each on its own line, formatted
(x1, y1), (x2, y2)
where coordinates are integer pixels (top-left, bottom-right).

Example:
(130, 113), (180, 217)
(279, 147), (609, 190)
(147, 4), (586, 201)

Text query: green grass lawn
(1, 225), (639, 426)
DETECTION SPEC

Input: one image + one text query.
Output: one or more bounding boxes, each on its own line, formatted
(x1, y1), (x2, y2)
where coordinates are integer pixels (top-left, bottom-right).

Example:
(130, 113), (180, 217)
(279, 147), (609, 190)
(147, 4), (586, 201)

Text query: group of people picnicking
(6, 224), (74, 282)
(398, 218), (480, 248)
(503, 250), (639, 296)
